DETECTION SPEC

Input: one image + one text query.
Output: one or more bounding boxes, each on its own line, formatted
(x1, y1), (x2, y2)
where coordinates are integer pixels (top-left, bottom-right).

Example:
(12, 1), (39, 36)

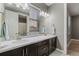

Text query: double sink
(0, 40), (27, 48)
(0, 35), (45, 49)
(0, 34), (56, 53)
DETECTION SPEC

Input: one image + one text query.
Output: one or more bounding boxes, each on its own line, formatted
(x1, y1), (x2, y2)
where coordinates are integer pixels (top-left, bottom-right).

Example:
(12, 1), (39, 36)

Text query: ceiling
(4, 3), (29, 14)
(68, 3), (79, 16)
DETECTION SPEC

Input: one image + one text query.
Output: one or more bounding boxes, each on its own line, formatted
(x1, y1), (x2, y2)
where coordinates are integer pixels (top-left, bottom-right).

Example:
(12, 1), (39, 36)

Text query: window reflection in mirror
(29, 6), (40, 33)
(3, 4), (42, 40)
(18, 15), (27, 36)
(29, 18), (39, 32)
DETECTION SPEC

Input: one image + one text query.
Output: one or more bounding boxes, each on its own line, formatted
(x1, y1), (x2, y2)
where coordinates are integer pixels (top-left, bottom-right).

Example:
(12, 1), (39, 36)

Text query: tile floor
(49, 39), (79, 56)
(67, 39), (79, 56)
(49, 50), (66, 56)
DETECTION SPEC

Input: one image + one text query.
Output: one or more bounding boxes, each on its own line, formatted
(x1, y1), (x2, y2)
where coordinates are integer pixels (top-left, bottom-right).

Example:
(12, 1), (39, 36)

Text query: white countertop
(0, 34), (56, 53)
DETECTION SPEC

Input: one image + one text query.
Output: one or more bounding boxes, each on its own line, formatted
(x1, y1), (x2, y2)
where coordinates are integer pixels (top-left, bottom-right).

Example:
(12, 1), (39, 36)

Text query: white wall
(48, 4), (65, 51)
(68, 16), (71, 35)
(71, 16), (79, 39)
(67, 15), (71, 44)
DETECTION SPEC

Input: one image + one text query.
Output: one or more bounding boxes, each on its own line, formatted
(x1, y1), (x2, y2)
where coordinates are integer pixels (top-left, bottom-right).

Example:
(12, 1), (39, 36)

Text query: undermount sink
(0, 45), (8, 49)
(12, 39), (29, 44)
(0, 40), (16, 49)
(0, 38), (31, 49)
(0, 34), (51, 49)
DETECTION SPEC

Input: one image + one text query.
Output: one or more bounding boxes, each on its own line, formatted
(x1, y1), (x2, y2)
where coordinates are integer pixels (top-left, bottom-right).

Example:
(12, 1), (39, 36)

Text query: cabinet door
(26, 40), (49, 56)
(0, 48), (23, 56)
(38, 44), (49, 56)
(37, 40), (49, 56)
(23, 46), (28, 56)
(27, 44), (38, 56)
(49, 37), (57, 54)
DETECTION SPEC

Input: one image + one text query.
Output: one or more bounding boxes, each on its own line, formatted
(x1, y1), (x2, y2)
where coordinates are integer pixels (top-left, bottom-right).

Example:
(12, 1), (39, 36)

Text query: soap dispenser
(53, 24), (56, 35)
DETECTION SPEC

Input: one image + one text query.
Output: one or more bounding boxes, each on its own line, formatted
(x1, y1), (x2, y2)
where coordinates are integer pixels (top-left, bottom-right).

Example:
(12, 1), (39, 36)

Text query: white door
(5, 10), (18, 40)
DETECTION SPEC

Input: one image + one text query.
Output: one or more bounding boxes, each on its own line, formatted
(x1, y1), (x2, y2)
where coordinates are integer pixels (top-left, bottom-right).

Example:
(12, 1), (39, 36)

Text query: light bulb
(25, 4), (28, 7)
(15, 3), (21, 8)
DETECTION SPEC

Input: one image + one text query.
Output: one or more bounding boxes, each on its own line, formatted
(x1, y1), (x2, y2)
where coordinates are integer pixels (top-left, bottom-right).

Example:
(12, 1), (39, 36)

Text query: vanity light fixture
(40, 11), (45, 17)
(46, 13), (49, 17)
(40, 11), (49, 17)
(22, 3), (29, 10)
(7, 3), (29, 10)
(22, 4), (26, 10)
(40, 11), (42, 16)
(22, 7), (26, 10)
(15, 3), (21, 8)
(25, 3), (29, 8)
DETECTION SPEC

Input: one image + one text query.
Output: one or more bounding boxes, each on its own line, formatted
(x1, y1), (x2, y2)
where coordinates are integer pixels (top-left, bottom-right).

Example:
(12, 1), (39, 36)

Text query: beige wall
(71, 16), (79, 39)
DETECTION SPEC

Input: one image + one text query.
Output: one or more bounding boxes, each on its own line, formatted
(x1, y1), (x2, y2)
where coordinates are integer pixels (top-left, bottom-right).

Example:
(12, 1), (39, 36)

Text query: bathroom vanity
(0, 35), (57, 56)
(0, 4), (57, 56)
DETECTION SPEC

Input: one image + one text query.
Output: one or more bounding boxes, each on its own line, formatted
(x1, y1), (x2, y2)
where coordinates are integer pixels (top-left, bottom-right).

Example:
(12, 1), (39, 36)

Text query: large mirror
(0, 3), (49, 41)
(3, 3), (42, 40)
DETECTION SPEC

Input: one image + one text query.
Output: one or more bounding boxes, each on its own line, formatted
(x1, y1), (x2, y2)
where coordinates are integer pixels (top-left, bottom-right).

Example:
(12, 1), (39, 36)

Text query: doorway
(67, 3), (79, 56)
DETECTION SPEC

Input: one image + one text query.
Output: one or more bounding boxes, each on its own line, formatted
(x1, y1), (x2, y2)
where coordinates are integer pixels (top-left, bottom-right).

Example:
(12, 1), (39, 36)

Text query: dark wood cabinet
(0, 48), (23, 56)
(26, 40), (49, 56)
(37, 40), (49, 56)
(37, 44), (49, 56)
(49, 37), (57, 54)
(26, 44), (38, 56)
(0, 37), (57, 56)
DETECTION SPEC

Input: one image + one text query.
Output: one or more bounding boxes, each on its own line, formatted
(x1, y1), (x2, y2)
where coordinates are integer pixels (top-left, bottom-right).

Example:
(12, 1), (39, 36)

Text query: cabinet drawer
(34, 40), (49, 46)
(38, 44), (49, 56)
(27, 45), (38, 56)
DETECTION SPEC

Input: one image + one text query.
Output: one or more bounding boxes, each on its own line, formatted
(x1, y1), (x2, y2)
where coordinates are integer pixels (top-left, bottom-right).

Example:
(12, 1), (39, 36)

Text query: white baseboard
(67, 39), (79, 48)
(56, 39), (79, 55)
(71, 39), (79, 41)
(56, 48), (64, 53)
(67, 39), (72, 48)
(67, 38), (79, 47)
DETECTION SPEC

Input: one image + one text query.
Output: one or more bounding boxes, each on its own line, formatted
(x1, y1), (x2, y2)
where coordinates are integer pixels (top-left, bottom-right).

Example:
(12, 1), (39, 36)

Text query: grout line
(56, 48), (64, 54)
